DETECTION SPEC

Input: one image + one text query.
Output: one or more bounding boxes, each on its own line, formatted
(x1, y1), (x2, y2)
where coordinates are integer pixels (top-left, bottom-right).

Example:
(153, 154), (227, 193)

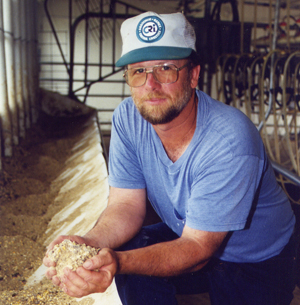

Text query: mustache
(141, 93), (170, 100)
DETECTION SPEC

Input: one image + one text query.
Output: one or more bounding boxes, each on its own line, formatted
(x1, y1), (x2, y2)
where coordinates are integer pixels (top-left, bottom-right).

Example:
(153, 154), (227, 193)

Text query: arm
(58, 225), (227, 297)
(44, 187), (146, 285)
(116, 226), (227, 277)
(83, 186), (147, 249)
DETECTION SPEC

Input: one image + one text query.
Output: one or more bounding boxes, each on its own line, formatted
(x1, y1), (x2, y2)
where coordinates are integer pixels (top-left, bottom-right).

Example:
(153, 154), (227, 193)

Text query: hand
(43, 235), (88, 287)
(58, 248), (119, 298)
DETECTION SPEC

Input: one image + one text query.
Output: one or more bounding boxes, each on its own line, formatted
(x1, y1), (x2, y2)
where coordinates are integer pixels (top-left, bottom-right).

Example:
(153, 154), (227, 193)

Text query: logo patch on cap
(136, 16), (165, 43)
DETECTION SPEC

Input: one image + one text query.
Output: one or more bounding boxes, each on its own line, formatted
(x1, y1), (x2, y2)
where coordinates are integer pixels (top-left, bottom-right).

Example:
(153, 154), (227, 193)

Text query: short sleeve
(108, 104), (146, 189)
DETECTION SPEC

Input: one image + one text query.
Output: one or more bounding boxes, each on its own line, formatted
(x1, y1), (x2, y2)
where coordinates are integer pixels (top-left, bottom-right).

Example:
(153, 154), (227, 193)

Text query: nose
(144, 71), (161, 88)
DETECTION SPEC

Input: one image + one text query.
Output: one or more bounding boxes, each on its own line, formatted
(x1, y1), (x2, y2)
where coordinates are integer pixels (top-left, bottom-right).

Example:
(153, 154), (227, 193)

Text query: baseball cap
(116, 11), (196, 67)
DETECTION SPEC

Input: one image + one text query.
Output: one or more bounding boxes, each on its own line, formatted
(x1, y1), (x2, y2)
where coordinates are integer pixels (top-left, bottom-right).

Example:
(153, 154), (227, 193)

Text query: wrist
(115, 251), (127, 274)
(82, 232), (103, 248)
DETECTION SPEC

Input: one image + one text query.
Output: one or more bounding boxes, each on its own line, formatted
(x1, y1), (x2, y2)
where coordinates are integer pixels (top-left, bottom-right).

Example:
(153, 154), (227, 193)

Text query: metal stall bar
(282, 51), (300, 175)
(0, 0), (12, 162)
(250, 0), (300, 185)
(84, 0), (89, 88)
(27, 0), (39, 124)
(13, 0), (25, 139)
(44, 0), (70, 76)
(111, 0), (117, 74)
(20, 0), (31, 129)
(257, 0), (281, 132)
(3, 0), (18, 146)
(99, 0), (104, 81)
(271, 160), (300, 186)
(43, 0), (144, 101)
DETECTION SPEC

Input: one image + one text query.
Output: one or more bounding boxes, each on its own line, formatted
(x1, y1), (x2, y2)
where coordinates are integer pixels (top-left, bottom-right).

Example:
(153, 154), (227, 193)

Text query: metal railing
(41, 0), (300, 188)
(42, 0), (144, 100)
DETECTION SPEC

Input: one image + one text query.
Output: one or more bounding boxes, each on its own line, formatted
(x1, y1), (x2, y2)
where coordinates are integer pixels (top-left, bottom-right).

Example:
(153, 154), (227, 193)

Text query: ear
(190, 65), (201, 89)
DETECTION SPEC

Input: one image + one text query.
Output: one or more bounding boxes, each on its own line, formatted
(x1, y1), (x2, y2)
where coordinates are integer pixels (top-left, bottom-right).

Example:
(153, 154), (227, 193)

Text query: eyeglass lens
(125, 64), (179, 87)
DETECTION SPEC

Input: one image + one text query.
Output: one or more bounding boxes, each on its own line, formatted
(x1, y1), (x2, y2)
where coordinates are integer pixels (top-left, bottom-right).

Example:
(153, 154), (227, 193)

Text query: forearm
(83, 203), (144, 249)
(83, 187), (146, 250)
(115, 228), (228, 277)
(116, 237), (209, 277)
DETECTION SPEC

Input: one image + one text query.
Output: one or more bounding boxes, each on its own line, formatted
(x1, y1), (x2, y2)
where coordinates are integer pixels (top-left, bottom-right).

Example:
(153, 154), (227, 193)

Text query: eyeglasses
(123, 63), (189, 87)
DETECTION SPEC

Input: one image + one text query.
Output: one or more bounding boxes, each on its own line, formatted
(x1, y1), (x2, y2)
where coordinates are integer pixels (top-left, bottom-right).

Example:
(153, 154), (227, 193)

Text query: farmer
(44, 11), (298, 305)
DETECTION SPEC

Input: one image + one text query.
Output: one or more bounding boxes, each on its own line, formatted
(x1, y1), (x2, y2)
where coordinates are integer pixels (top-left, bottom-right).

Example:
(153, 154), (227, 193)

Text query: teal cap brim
(115, 46), (193, 67)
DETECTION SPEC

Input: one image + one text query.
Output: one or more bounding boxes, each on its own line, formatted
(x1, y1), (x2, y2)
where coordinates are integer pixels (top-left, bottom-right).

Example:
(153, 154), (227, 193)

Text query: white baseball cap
(116, 11), (196, 67)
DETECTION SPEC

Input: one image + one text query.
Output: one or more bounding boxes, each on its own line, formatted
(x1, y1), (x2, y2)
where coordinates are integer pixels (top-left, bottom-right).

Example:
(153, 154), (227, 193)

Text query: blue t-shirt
(108, 90), (295, 263)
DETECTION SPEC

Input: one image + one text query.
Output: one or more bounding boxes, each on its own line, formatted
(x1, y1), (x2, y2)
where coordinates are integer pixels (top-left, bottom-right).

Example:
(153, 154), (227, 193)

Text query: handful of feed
(47, 239), (101, 280)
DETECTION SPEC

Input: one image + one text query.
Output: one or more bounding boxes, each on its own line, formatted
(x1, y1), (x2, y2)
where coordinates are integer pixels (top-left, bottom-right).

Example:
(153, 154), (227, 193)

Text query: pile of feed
(0, 113), (96, 305)
(48, 240), (100, 280)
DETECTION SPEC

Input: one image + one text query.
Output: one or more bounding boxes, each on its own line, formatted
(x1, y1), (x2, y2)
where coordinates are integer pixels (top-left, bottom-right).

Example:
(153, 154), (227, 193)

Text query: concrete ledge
(26, 92), (122, 304)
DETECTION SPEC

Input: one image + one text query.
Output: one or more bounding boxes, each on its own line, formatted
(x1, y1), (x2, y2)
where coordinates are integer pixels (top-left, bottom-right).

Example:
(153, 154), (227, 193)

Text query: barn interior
(0, 0), (300, 304)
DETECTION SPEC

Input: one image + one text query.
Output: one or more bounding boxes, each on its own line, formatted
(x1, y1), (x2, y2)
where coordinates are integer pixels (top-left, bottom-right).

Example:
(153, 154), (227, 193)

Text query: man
(44, 11), (298, 305)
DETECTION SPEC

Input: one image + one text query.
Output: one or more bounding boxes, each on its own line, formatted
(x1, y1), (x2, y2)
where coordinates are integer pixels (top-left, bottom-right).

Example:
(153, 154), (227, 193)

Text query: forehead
(128, 59), (187, 69)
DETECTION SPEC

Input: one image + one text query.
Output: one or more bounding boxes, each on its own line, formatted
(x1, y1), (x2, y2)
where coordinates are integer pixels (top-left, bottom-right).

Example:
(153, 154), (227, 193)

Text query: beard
(131, 77), (194, 125)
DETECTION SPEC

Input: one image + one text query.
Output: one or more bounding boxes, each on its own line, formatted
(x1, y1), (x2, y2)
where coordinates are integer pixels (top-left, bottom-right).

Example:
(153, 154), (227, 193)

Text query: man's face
(129, 59), (195, 125)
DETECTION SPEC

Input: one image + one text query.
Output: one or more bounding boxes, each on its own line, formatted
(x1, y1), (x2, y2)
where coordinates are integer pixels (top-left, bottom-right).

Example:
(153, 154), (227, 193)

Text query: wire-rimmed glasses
(123, 63), (189, 87)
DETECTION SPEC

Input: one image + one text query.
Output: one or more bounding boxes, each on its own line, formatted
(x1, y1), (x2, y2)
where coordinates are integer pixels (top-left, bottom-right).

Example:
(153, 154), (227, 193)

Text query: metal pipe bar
(69, 12), (118, 99)
(76, 94), (128, 98)
(0, 0), (12, 159)
(94, 108), (116, 111)
(13, 0), (25, 139)
(44, 0), (70, 75)
(244, 1), (287, 8)
(40, 62), (117, 67)
(271, 160), (300, 186)
(97, 121), (112, 125)
(99, 0), (103, 80)
(257, 0), (280, 132)
(83, 0), (91, 105)
(69, 0), (72, 62)
(112, 1), (116, 73)
(20, 0), (31, 129)
(40, 78), (125, 83)
(3, 0), (18, 145)
(27, 0), (38, 124)
(84, 0), (89, 87)
(113, 0), (145, 14)
(62, 0), (143, 99)
(31, 0), (39, 124)
(72, 67), (124, 94)
(282, 51), (300, 174)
